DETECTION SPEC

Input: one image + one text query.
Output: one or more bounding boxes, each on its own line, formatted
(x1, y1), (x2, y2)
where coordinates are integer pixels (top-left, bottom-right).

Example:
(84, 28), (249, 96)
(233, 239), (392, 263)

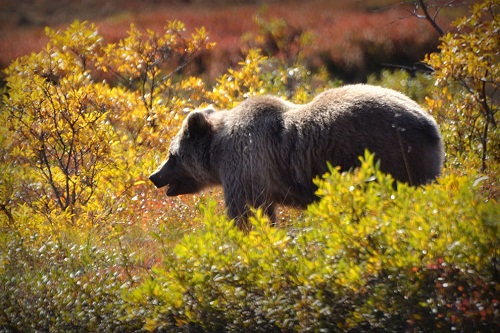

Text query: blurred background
(0, 0), (474, 82)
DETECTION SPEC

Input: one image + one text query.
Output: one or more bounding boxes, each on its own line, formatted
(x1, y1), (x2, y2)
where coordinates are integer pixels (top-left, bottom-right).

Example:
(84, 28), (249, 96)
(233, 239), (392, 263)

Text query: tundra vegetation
(0, 1), (498, 332)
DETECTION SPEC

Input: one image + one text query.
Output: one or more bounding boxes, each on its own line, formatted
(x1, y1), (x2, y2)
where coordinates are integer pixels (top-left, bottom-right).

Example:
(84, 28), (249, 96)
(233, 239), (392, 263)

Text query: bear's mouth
(166, 183), (177, 196)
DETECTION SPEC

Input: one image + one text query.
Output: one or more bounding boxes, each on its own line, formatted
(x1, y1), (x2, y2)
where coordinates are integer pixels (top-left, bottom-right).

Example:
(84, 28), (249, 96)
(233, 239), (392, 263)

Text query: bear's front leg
(224, 191), (251, 231)
(220, 173), (249, 229)
(226, 199), (277, 230)
(223, 183), (277, 230)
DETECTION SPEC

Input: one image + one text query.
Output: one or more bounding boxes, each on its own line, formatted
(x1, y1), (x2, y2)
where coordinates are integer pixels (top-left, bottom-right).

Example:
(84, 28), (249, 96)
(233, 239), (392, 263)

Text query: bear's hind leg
(263, 203), (277, 227)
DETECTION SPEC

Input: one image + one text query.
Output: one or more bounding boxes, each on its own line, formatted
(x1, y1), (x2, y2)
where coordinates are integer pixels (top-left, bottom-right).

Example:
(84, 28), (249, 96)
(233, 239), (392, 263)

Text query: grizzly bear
(149, 84), (444, 228)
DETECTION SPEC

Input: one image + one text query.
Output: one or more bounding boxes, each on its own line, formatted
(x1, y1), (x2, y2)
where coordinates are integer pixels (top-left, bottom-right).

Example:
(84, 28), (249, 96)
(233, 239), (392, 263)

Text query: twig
(417, 0), (445, 36)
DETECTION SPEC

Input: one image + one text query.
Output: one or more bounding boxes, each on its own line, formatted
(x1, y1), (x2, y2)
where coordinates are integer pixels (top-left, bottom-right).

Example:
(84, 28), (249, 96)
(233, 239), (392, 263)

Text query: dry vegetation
(0, 0), (471, 81)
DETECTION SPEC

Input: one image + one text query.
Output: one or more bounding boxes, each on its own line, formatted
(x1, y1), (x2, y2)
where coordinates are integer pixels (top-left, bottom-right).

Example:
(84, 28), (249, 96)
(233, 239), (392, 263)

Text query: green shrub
(124, 152), (499, 332)
(0, 234), (145, 332)
(367, 69), (434, 104)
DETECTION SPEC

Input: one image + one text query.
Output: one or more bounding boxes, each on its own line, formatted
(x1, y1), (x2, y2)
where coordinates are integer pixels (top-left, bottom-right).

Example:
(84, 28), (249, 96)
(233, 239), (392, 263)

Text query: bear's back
(280, 85), (443, 189)
(291, 85), (431, 125)
(287, 85), (441, 149)
(215, 95), (289, 144)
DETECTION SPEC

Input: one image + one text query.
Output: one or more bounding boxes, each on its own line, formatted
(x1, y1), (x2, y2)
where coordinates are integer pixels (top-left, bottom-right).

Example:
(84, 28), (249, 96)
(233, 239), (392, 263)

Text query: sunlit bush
(0, 21), (215, 331)
(424, 0), (499, 175)
(124, 152), (499, 332)
(242, 13), (318, 101)
(367, 69), (434, 104)
(1, 20), (214, 241)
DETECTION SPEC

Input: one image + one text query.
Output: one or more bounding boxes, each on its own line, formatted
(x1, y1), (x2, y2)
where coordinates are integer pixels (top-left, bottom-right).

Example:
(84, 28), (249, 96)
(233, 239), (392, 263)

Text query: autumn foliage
(0, 1), (499, 332)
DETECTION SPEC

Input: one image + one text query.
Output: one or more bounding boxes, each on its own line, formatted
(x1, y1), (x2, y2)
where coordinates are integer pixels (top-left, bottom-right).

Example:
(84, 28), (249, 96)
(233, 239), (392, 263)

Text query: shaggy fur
(149, 84), (444, 227)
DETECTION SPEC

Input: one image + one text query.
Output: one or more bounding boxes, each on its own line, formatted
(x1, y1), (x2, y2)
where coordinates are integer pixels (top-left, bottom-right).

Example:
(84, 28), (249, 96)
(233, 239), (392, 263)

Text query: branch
(0, 203), (15, 225)
(417, 0), (444, 36)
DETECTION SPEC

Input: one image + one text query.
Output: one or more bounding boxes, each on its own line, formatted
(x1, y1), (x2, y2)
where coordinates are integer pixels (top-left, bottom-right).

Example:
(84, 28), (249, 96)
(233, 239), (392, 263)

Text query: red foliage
(0, 0), (461, 81)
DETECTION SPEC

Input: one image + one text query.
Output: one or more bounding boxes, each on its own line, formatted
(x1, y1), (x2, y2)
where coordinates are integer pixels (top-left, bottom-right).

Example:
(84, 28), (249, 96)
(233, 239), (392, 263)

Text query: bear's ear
(186, 111), (212, 137)
(200, 105), (216, 115)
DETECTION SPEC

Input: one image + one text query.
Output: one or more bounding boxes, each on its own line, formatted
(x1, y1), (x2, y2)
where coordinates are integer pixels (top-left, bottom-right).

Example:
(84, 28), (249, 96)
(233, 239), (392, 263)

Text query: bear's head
(149, 107), (216, 196)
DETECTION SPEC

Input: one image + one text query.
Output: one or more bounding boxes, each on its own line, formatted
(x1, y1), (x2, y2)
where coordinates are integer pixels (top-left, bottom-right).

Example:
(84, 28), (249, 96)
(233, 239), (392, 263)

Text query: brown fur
(149, 84), (444, 228)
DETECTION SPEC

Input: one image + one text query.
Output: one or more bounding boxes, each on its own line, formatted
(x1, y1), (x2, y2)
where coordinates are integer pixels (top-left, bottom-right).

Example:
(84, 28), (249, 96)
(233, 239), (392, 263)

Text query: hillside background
(0, 0), (472, 82)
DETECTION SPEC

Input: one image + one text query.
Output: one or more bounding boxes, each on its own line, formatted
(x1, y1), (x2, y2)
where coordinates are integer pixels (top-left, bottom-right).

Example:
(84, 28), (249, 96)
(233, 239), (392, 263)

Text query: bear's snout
(149, 162), (169, 189)
(148, 171), (165, 188)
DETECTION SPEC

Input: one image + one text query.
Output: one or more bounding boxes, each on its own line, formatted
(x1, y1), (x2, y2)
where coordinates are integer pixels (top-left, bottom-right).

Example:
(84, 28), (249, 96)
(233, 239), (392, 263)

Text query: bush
(124, 152), (499, 332)
(1, 20), (214, 240)
(424, 0), (499, 174)
(0, 19), (216, 332)
(0, 235), (144, 332)
(367, 69), (434, 104)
